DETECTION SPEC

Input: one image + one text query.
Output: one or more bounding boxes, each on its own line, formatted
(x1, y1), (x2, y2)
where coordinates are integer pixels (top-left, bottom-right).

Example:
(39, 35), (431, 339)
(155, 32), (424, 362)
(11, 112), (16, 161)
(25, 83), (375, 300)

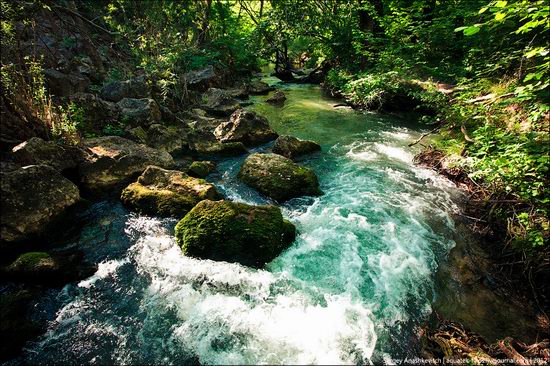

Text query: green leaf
(495, 1), (508, 8)
(495, 12), (506, 21)
(463, 26), (481, 36)
(479, 7), (489, 14)
(454, 26), (467, 32)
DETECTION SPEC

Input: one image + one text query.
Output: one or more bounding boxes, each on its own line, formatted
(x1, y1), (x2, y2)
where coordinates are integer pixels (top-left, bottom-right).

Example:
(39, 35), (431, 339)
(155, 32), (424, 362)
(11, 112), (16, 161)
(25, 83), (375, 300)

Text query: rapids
(14, 83), (469, 365)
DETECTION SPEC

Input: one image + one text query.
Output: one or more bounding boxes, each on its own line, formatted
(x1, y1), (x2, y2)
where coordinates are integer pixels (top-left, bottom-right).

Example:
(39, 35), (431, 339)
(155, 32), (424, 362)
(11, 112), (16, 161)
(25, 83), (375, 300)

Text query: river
(13, 83), (481, 364)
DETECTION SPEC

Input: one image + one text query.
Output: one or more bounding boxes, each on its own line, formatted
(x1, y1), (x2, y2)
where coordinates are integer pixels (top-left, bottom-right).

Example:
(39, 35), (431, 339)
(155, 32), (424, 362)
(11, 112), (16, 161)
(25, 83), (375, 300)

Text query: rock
(272, 135), (321, 160)
(69, 93), (120, 133)
(273, 69), (295, 82)
(201, 88), (241, 116)
(117, 98), (161, 127)
(2, 251), (96, 284)
(11, 137), (87, 172)
(146, 124), (184, 154)
(184, 65), (217, 91)
(266, 90), (286, 104)
(43, 69), (90, 96)
(187, 161), (216, 178)
(175, 200), (296, 268)
(127, 126), (148, 143)
(246, 80), (275, 95)
(190, 141), (248, 156)
(1, 165), (80, 243)
(0, 290), (42, 361)
(100, 76), (150, 102)
(79, 136), (174, 192)
(228, 86), (249, 99)
(121, 165), (220, 217)
(214, 109), (278, 146)
(238, 153), (322, 201)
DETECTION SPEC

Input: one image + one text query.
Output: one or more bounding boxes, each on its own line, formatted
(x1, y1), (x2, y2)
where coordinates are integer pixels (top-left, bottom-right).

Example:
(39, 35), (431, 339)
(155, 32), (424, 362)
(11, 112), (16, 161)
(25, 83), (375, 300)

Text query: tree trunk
(198, 0), (212, 45)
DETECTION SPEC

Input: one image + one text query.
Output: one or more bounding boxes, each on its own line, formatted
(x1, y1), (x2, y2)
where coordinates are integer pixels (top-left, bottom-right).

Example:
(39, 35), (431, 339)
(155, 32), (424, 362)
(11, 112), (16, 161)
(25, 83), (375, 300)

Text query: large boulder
(79, 136), (174, 192)
(214, 109), (278, 146)
(1, 165), (80, 243)
(183, 65), (217, 91)
(43, 69), (90, 96)
(100, 76), (150, 102)
(69, 93), (120, 134)
(11, 137), (87, 172)
(272, 135), (321, 160)
(246, 80), (275, 95)
(175, 200), (296, 268)
(145, 124), (185, 154)
(201, 88), (240, 116)
(238, 153), (322, 202)
(117, 98), (161, 127)
(2, 251), (96, 284)
(121, 165), (220, 217)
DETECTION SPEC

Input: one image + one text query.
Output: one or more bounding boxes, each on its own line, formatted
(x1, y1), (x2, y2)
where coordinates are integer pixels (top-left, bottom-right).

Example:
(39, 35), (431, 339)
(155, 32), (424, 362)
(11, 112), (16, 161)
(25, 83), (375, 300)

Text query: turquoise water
(15, 84), (464, 365)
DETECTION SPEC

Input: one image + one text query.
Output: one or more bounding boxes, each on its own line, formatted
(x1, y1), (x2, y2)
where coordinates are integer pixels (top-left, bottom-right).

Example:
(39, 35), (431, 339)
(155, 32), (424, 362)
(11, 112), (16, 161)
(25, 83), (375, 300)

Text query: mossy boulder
(121, 165), (220, 217)
(2, 251), (96, 284)
(79, 136), (174, 192)
(187, 161), (216, 178)
(246, 80), (275, 95)
(266, 90), (286, 105)
(201, 88), (241, 116)
(238, 153), (322, 202)
(1, 165), (80, 243)
(175, 200), (296, 268)
(272, 135), (321, 160)
(11, 137), (87, 172)
(214, 109), (278, 146)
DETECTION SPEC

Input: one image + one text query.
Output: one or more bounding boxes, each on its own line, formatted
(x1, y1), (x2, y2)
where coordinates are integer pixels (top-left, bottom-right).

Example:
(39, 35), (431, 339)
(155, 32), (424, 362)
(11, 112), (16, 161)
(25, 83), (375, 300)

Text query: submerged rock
(187, 160), (216, 178)
(121, 165), (220, 217)
(1, 165), (80, 243)
(79, 136), (174, 192)
(272, 135), (321, 160)
(266, 90), (286, 104)
(117, 98), (161, 127)
(238, 153), (322, 202)
(175, 200), (296, 268)
(2, 251), (96, 284)
(214, 109), (278, 146)
(201, 88), (241, 116)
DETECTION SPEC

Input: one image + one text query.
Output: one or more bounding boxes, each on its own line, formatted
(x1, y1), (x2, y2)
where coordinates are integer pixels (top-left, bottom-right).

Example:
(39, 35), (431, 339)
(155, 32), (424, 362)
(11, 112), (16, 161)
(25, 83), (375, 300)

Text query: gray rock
(214, 109), (278, 146)
(1, 165), (80, 243)
(100, 76), (150, 102)
(11, 137), (87, 171)
(79, 136), (174, 192)
(43, 69), (90, 96)
(247, 80), (275, 95)
(117, 98), (161, 127)
(184, 65), (217, 91)
(266, 90), (286, 104)
(146, 124), (185, 154)
(201, 88), (241, 117)
(69, 93), (120, 133)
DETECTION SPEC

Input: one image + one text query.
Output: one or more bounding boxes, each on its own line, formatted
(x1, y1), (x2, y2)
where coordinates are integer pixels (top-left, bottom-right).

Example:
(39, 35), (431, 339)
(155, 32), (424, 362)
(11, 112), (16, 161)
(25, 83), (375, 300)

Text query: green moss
(121, 182), (197, 217)
(188, 161), (216, 178)
(7, 252), (53, 272)
(175, 200), (296, 268)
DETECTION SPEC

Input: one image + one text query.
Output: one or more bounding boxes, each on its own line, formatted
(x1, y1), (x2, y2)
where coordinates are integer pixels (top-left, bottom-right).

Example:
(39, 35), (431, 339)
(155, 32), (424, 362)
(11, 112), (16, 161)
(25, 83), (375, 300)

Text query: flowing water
(14, 83), (470, 365)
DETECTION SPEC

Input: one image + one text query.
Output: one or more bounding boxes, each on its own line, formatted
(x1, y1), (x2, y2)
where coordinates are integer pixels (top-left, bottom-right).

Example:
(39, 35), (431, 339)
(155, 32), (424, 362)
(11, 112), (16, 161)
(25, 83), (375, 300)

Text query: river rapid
(13, 83), (472, 365)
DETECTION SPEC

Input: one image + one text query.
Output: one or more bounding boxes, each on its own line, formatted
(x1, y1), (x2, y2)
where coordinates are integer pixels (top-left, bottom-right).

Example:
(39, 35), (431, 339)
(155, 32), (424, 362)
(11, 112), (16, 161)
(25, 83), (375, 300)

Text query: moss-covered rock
(266, 90), (286, 105)
(201, 88), (241, 116)
(238, 153), (322, 202)
(187, 161), (216, 178)
(2, 251), (96, 284)
(272, 135), (321, 160)
(175, 200), (296, 268)
(120, 165), (220, 217)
